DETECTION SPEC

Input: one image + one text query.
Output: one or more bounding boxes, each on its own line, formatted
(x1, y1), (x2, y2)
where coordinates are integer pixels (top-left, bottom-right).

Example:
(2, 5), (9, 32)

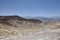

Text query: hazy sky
(0, 0), (60, 17)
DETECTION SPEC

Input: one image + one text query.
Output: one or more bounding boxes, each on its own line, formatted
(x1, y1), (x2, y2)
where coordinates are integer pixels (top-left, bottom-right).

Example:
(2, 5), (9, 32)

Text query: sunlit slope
(0, 18), (42, 37)
(0, 20), (60, 36)
(0, 23), (17, 36)
(0, 16), (60, 40)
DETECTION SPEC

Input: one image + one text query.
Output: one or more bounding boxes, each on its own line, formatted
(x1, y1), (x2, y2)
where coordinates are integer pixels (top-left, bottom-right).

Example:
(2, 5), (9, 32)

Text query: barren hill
(0, 15), (42, 22)
(0, 15), (42, 36)
(0, 15), (60, 40)
(0, 15), (42, 27)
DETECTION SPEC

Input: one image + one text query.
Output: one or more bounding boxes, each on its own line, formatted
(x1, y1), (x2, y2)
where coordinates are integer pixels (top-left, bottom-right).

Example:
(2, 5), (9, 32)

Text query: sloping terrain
(0, 16), (42, 38)
(0, 16), (60, 40)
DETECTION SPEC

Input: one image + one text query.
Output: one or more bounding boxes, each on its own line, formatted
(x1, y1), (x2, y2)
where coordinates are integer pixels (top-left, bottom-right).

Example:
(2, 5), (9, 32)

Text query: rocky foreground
(0, 16), (60, 40)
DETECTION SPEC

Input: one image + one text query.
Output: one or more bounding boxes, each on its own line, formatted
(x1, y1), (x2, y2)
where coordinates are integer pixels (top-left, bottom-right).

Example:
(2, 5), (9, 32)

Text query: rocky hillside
(0, 15), (42, 36)
(0, 15), (60, 40)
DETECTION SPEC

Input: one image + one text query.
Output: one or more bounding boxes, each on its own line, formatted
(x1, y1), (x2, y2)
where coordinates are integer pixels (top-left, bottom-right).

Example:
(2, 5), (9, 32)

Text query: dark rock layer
(0, 15), (42, 23)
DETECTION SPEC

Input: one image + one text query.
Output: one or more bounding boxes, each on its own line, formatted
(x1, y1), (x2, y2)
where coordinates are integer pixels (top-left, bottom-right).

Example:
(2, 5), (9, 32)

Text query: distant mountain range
(24, 17), (60, 22)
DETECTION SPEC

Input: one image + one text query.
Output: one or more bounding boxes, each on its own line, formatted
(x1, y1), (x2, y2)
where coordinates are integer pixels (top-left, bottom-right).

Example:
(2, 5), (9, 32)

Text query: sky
(0, 0), (60, 17)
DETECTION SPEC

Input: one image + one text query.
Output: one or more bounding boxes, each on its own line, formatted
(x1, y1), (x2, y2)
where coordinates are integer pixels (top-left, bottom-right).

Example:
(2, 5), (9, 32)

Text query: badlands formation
(0, 15), (60, 40)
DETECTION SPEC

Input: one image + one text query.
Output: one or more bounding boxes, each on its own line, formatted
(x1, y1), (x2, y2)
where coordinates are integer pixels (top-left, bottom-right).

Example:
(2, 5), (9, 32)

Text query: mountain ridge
(24, 16), (60, 22)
